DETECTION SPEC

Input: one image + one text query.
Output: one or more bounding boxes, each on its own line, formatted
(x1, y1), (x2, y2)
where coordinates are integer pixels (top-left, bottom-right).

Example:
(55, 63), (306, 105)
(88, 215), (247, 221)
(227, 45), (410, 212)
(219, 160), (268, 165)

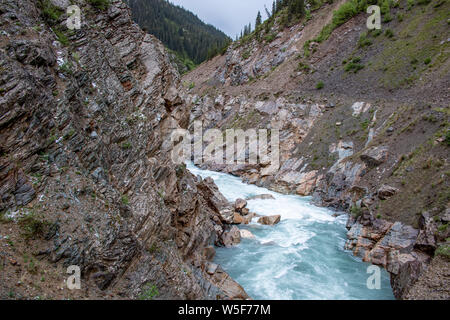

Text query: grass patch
(435, 245), (450, 259)
(139, 283), (159, 300)
(88, 0), (110, 10)
(18, 213), (49, 240)
(121, 195), (129, 205)
(316, 81), (324, 90)
(39, 0), (63, 25)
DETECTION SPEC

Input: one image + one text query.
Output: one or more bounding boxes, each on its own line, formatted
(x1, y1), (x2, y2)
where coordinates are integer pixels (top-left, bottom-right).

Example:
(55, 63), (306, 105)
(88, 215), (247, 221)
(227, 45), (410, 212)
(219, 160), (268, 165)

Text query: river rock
(240, 230), (256, 239)
(258, 215), (281, 225)
(221, 226), (241, 247)
(206, 262), (219, 275)
(246, 194), (275, 201)
(233, 212), (245, 224)
(203, 246), (216, 261)
(234, 198), (247, 212)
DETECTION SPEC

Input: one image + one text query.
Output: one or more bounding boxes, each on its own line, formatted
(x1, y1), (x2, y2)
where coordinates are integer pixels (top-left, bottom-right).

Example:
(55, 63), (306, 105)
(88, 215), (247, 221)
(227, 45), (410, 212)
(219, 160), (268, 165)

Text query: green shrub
(121, 141), (132, 149)
(445, 130), (450, 146)
(18, 214), (49, 240)
(332, 1), (359, 27)
(88, 0), (110, 10)
(358, 32), (372, 48)
(435, 245), (450, 259)
(121, 195), (129, 205)
(139, 283), (159, 300)
(316, 81), (324, 89)
(39, 0), (63, 25)
(54, 28), (69, 46)
(385, 29), (394, 38)
(344, 58), (364, 73)
(424, 57), (432, 65)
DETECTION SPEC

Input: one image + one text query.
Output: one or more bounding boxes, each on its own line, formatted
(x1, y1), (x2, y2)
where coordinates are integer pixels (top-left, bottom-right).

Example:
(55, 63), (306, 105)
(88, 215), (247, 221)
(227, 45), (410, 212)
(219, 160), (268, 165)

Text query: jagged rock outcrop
(0, 0), (248, 300)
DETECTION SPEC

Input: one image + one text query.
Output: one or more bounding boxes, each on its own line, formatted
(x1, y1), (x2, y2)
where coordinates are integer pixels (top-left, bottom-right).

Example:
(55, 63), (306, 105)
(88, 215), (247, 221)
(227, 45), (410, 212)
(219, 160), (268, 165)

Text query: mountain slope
(182, 0), (449, 299)
(124, 0), (231, 72)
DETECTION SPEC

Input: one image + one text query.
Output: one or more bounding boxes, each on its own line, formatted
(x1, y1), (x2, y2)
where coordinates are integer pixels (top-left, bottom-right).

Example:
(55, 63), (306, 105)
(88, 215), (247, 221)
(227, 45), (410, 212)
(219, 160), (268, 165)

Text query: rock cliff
(0, 0), (247, 300)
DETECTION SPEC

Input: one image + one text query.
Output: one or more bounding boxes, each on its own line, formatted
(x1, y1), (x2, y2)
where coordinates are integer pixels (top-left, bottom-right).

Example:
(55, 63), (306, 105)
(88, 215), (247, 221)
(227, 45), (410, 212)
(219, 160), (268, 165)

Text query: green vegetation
(358, 32), (372, 48)
(54, 28), (69, 46)
(38, 0), (63, 26)
(124, 0), (231, 66)
(139, 283), (159, 300)
(18, 213), (49, 240)
(435, 245), (450, 259)
(121, 195), (129, 205)
(59, 62), (73, 75)
(384, 28), (394, 38)
(121, 141), (132, 149)
(88, 0), (110, 10)
(344, 57), (364, 73)
(351, 205), (363, 217)
(316, 81), (324, 89)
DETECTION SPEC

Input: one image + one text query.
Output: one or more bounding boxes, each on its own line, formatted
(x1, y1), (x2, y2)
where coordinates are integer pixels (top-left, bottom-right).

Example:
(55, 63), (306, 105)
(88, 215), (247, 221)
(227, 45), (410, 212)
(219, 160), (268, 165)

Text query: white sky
(169, 0), (274, 38)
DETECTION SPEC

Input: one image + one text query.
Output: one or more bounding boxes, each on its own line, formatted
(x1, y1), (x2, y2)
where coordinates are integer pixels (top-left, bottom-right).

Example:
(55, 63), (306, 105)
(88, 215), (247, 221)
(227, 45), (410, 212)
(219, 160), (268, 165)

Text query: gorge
(0, 0), (448, 301)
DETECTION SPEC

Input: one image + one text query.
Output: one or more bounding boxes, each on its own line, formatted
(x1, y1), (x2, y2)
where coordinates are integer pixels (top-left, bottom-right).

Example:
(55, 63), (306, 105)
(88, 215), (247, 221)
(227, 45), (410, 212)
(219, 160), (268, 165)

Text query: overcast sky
(169, 0), (274, 38)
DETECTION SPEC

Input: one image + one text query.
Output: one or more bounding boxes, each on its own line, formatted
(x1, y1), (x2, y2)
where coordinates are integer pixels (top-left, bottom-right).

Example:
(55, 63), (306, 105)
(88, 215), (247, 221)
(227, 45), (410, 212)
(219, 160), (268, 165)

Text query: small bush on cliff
(39, 0), (63, 26)
(88, 0), (110, 10)
(444, 130), (450, 146)
(18, 213), (49, 240)
(316, 81), (324, 89)
(139, 283), (159, 300)
(435, 245), (450, 259)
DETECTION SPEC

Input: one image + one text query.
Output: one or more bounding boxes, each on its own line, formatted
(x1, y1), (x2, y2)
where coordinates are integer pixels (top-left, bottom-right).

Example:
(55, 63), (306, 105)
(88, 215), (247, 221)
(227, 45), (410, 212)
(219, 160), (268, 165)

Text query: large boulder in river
(233, 212), (245, 224)
(258, 215), (281, 225)
(221, 226), (241, 247)
(234, 198), (247, 212)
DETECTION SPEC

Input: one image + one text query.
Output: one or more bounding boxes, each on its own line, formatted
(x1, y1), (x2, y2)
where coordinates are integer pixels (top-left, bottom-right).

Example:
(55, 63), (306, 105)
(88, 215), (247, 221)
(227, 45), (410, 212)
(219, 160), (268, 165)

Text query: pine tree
(255, 11), (262, 28)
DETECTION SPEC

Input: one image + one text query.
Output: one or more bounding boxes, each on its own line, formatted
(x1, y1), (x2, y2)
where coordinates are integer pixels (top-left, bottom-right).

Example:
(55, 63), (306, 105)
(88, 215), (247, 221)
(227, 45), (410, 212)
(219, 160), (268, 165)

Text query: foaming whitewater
(186, 162), (395, 300)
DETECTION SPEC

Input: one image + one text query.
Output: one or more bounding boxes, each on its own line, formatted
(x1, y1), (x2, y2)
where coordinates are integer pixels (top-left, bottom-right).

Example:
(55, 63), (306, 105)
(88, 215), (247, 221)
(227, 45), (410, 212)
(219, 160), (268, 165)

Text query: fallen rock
(414, 212), (437, 254)
(234, 198), (247, 212)
(219, 208), (234, 224)
(233, 212), (245, 224)
(378, 185), (399, 200)
(221, 226), (241, 247)
(206, 262), (218, 275)
(258, 215), (281, 226)
(360, 146), (389, 167)
(241, 208), (250, 216)
(203, 246), (216, 261)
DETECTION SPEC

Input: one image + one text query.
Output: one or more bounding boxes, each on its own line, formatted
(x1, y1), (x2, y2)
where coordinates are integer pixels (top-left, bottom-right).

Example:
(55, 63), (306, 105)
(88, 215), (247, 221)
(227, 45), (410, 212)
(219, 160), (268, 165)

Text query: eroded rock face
(344, 215), (434, 299)
(0, 0), (248, 300)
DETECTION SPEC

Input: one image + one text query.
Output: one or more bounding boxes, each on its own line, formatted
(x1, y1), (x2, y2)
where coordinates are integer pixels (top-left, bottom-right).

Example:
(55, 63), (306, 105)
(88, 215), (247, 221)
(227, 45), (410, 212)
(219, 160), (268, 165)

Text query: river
(186, 162), (395, 300)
